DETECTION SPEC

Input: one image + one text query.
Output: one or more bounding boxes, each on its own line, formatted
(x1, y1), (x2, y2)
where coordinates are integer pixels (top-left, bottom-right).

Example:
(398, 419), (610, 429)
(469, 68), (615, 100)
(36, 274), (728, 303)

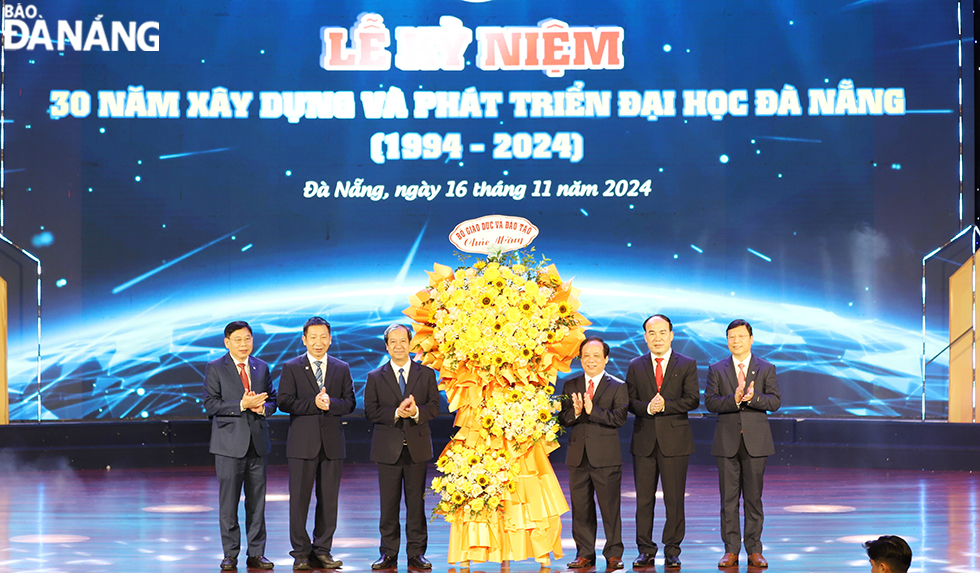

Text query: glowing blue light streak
(690, 244), (703, 253)
(580, 208), (589, 216)
(158, 147), (233, 160)
(755, 136), (822, 143)
(904, 110), (954, 114)
(241, 244), (253, 252)
(381, 222), (428, 313)
(747, 248), (772, 262)
(112, 227), (246, 294)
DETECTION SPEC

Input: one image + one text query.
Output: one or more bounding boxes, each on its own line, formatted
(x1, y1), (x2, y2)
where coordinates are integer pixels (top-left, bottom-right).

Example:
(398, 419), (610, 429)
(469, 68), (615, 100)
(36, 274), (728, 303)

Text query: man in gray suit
(560, 336), (628, 570)
(203, 320), (276, 571)
(364, 324), (440, 570)
(705, 319), (781, 569)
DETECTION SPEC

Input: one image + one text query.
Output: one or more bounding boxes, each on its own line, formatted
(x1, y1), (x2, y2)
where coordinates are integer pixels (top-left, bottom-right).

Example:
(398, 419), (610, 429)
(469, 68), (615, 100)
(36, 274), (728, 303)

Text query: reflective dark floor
(0, 463), (977, 572)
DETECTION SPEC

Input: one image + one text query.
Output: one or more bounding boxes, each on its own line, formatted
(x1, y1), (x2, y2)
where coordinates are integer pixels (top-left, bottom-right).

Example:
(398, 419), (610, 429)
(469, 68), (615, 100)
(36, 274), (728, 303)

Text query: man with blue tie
(364, 324), (440, 570)
(279, 317), (356, 570)
(204, 321), (276, 571)
(705, 319), (781, 569)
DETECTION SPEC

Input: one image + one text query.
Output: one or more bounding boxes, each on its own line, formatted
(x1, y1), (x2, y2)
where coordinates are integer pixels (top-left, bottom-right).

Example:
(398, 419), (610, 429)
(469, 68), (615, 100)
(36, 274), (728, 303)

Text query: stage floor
(0, 463), (976, 573)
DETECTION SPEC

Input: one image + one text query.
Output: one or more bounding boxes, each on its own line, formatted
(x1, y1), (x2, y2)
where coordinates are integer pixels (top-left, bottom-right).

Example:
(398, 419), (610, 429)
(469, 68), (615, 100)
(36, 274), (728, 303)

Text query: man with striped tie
(364, 324), (440, 570)
(279, 317), (356, 570)
(705, 319), (781, 569)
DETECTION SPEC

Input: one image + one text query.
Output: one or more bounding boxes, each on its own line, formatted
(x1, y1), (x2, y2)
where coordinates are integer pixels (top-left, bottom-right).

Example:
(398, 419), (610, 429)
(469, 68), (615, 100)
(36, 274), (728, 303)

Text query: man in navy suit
(364, 324), (440, 570)
(204, 320), (276, 571)
(626, 314), (700, 569)
(705, 319), (781, 569)
(559, 336), (628, 570)
(279, 317), (356, 570)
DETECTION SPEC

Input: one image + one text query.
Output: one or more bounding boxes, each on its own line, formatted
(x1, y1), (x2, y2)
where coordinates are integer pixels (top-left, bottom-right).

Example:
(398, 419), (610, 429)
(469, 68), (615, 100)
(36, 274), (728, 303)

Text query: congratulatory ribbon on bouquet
(403, 216), (590, 563)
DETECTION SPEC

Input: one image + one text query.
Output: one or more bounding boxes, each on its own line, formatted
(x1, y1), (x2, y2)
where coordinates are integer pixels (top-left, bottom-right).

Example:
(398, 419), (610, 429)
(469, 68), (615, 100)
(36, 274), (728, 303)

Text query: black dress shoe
(664, 555), (682, 568)
(292, 557), (312, 570)
(314, 552), (343, 569)
(221, 557), (238, 571)
(246, 556), (275, 569)
(372, 554), (397, 570)
(566, 556), (596, 568)
(408, 555), (432, 569)
(632, 553), (657, 568)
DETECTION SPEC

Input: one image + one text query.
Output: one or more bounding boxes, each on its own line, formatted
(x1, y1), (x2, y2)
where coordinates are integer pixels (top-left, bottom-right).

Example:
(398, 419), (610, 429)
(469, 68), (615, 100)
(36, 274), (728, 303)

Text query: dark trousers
(569, 449), (624, 560)
(717, 435), (768, 554)
(633, 443), (689, 558)
(288, 447), (343, 558)
(377, 445), (428, 557)
(215, 441), (267, 559)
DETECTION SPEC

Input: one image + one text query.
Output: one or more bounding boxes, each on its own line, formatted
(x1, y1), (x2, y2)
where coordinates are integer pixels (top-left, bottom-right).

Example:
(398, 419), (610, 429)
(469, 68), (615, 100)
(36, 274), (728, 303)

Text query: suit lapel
(224, 355), (245, 397)
(725, 357), (739, 392)
(745, 356), (758, 386)
(386, 362), (405, 399)
(303, 355), (320, 393)
(642, 353), (658, 392)
(592, 373), (610, 402)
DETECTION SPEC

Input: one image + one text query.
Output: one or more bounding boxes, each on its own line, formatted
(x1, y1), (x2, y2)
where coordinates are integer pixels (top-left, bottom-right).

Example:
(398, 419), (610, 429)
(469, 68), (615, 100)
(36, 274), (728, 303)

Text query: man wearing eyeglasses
(704, 319), (781, 569)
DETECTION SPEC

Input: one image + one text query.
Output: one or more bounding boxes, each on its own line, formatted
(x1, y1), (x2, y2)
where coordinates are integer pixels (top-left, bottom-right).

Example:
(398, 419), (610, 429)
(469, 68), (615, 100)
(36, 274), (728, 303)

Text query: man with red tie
(626, 315), (700, 569)
(204, 321), (276, 571)
(279, 317), (356, 570)
(559, 336), (628, 570)
(705, 319), (781, 568)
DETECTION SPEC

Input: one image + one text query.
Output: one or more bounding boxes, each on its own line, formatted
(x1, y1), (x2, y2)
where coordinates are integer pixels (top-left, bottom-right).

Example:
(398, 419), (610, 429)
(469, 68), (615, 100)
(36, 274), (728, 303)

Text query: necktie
(238, 363), (250, 392)
(398, 368), (406, 395)
(314, 361), (324, 388)
(586, 378), (595, 401)
(738, 363), (746, 388)
(655, 357), (664, 391)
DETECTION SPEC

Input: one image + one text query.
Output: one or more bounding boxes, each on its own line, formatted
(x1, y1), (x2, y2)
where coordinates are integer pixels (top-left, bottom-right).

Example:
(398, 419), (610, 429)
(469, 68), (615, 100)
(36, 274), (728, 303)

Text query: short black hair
(726, 319), (753, 337)
(643, 314), (673, 332)
(224, 321), (252, 338)
(579, 336), (610, 358)
(303, 316), (331, 336)
(863, 536), (912, 573)
(384, 323), (412, 343)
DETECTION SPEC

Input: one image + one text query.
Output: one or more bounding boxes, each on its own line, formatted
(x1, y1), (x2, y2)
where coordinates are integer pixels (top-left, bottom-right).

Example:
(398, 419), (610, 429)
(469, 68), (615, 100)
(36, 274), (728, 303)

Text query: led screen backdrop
(1, 0), (973, 420)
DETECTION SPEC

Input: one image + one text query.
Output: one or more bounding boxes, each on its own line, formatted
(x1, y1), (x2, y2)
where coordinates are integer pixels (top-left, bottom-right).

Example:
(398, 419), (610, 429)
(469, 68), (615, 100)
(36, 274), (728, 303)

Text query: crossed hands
(241, 390), (268, 414)
(734, 380), (755, 404)
(649, 393), (665, 414)
(315, 388), (331, 411)
(396, 395), (418, 419)
(570, 392), (593, 416)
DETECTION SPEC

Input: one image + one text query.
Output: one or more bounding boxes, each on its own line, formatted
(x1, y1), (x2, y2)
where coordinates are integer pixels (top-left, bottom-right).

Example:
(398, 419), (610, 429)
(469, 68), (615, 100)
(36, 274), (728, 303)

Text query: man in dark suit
(203, 320), (276, 571)
(364, 324), (440, 570)
(626, 314), (700, 569)
(705, 319), (781, 569)
(279, 317), (356, 570)
(559, 336), (628, 570)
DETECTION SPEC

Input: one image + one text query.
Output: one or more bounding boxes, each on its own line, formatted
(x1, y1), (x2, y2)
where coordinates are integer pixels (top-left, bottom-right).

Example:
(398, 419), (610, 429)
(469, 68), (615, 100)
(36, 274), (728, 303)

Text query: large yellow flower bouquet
(404, 249), (589, 563)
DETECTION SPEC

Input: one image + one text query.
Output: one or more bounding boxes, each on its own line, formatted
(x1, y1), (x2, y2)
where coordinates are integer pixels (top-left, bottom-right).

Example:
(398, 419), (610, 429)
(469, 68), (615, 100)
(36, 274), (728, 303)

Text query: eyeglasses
(727, 334), (750, 341)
